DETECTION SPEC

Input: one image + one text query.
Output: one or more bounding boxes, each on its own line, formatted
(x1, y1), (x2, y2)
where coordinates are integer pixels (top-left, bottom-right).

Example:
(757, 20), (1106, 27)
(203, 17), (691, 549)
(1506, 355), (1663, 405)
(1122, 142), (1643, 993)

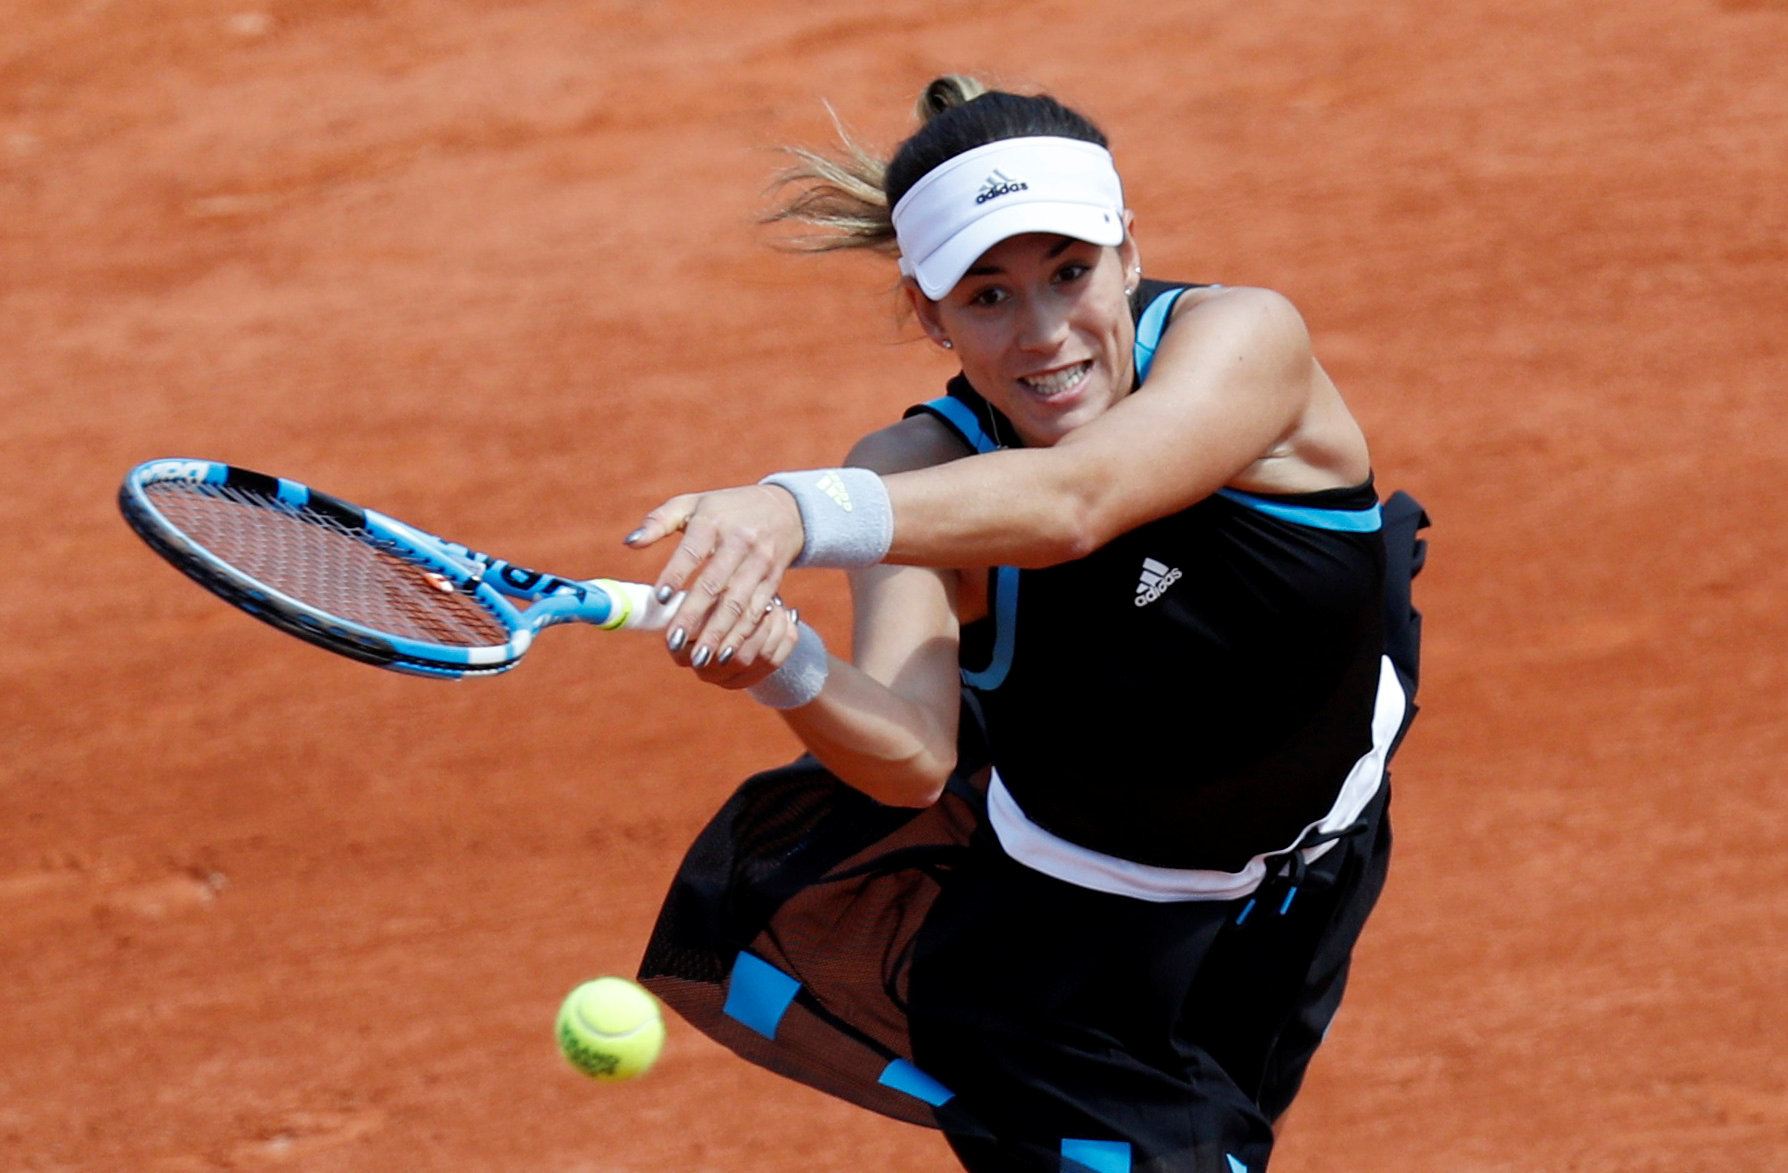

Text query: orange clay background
(4, 1), (1785, 1169)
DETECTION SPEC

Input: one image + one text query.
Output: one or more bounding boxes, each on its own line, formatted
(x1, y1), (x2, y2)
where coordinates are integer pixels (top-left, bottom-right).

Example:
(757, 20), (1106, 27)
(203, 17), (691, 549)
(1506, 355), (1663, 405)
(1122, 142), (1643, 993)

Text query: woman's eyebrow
(964, 236), (1079, 278)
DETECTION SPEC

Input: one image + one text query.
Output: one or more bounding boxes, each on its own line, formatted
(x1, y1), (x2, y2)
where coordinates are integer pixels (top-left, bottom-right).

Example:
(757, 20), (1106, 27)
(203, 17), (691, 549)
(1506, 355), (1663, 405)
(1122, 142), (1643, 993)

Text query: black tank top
(906, 280), (1387, 871)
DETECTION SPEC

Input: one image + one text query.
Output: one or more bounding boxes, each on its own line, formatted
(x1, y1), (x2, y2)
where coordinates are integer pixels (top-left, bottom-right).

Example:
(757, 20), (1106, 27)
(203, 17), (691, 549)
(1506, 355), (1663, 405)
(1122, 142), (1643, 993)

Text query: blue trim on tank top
(922, 395), (998, 455)
(1134, 286), (1188, 384)
(913, 395), (1013, 688)
(961, 565), (1018, 690)
(1215, 488), (1382, 532)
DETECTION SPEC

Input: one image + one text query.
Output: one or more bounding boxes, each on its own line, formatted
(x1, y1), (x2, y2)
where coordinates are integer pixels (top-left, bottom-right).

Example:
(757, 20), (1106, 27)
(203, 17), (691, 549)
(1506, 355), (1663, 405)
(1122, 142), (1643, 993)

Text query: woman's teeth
(1020, 361), (1091, 396)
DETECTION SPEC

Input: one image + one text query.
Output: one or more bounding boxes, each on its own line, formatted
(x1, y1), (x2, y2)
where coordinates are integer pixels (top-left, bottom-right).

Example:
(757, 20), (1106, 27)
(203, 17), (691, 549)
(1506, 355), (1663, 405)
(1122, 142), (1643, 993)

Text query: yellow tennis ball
(554, 976), (665, 1081)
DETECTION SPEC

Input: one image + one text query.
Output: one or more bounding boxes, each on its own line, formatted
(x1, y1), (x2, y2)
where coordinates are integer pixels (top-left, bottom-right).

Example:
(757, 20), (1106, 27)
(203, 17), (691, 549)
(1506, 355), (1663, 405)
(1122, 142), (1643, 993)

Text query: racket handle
(589, 579), (685, 632)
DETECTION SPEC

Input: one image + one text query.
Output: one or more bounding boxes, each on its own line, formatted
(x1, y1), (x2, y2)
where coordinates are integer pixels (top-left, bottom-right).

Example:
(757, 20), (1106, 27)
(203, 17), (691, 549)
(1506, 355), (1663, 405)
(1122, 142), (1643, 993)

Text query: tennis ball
(554, 976), (665, 1081)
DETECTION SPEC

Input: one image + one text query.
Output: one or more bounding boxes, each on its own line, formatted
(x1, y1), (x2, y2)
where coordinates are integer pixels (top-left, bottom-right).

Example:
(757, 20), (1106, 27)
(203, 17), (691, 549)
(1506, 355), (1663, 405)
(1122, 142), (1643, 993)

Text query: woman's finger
(665, 530), (741, 662)
(655, 512), (727, 633)
(698, 603), (786, 685)
(712, 596), (777, 670)
(623, 493), (700, 549)
(687, 543), (785, 669)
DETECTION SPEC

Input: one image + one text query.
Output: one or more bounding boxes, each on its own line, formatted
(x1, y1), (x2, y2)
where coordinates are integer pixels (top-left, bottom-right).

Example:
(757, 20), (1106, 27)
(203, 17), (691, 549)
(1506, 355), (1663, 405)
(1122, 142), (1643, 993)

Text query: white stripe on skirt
(987, 657), (1407, 903)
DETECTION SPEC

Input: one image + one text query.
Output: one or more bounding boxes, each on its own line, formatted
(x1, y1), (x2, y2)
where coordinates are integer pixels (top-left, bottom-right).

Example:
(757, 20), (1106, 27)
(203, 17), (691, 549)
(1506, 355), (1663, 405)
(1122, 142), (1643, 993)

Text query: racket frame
(120, 459), (667, 679)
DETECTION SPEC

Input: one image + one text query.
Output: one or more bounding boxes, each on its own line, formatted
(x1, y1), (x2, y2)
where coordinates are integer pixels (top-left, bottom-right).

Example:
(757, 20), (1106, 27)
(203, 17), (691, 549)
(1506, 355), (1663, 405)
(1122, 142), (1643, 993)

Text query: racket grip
(591, 580), (685, 631)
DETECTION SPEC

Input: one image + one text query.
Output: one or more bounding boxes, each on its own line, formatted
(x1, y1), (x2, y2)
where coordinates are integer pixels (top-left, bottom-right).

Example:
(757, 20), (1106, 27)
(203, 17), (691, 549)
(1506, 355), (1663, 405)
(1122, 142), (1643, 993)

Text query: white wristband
(746, 621), (829, 710)
(759, 468), (894, 569)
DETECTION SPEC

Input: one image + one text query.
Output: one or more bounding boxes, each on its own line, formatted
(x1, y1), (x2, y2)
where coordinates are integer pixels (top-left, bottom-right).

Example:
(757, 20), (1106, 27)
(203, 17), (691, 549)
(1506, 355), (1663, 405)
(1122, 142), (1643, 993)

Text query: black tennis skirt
(638, 755), (1393, 1173)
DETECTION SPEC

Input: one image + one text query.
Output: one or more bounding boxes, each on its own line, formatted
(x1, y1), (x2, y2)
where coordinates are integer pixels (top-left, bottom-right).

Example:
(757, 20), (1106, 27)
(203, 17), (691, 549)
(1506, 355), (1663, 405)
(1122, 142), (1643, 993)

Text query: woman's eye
(968, 286), (1007, 307)
(1055, 263), (1090, 284)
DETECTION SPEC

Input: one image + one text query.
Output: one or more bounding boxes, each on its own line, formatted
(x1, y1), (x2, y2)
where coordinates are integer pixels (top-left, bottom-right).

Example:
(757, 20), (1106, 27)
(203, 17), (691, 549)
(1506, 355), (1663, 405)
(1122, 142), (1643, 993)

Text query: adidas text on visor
(893, 136), (1126, 300)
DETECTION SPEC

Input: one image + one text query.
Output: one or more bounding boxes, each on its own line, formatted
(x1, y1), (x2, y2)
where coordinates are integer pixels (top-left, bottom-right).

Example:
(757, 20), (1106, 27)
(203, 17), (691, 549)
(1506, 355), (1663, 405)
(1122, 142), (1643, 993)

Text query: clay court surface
(4, 0), (1785, 1168)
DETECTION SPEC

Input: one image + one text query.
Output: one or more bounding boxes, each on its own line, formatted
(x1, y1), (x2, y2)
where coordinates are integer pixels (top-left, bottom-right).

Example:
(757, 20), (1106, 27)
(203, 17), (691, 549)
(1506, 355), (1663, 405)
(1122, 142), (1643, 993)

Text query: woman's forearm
(779, 654), (959, 807)
(881, 446), (1108, 570)
(878, 288), (1322, 571)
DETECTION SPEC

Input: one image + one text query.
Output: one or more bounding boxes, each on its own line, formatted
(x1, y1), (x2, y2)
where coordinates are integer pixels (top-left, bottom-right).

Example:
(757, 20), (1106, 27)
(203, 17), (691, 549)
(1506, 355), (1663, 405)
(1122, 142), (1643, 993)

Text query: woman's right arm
(723, 415), (974, 808)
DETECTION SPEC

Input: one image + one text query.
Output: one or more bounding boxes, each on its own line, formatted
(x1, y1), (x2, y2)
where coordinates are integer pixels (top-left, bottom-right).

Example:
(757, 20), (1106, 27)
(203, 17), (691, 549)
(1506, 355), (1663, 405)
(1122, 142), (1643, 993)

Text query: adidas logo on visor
(1135, 557), (1181, 606)
(975, 169), (1029, 205)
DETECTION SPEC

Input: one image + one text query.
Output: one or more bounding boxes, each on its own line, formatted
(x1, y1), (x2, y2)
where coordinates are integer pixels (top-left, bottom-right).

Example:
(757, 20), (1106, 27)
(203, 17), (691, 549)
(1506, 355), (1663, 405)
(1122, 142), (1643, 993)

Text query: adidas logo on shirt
(1134, 557), (1181, 606)
(815, 471), (854, 512)
(975, 169), (1029, 204)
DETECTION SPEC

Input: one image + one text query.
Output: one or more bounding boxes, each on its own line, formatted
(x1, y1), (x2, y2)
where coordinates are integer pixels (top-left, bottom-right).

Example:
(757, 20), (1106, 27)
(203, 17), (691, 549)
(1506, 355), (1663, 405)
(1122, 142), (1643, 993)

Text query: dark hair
(762, 75), (1112, 255)
(884, 78), (1109, 209)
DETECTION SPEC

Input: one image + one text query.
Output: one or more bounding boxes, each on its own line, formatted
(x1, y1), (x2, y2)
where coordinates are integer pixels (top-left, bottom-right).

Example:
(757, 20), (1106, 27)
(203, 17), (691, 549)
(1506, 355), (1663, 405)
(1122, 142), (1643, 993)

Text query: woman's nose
(1015, 297), (1069, 352)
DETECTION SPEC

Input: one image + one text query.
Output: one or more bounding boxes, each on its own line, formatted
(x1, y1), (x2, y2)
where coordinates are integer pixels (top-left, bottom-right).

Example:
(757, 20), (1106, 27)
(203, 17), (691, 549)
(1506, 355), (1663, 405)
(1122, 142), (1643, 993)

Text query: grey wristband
(746, 621), (829, 710)
(759, 467), (894, 569)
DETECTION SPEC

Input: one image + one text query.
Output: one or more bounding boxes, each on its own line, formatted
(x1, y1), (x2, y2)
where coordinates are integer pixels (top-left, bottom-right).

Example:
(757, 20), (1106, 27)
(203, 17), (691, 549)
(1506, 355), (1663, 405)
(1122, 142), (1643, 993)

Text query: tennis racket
(119, 458), (681, 680)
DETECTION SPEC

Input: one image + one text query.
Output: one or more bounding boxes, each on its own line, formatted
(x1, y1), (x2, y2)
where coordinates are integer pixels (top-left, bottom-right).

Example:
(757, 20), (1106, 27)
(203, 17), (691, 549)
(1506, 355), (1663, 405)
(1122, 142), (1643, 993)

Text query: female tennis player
(628, 76), (1428, 1173)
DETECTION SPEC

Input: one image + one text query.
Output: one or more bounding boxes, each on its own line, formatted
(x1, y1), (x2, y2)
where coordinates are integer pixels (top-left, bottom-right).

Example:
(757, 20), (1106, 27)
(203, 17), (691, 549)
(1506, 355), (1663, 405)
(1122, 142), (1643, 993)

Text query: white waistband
(986, 656), (1406, 902)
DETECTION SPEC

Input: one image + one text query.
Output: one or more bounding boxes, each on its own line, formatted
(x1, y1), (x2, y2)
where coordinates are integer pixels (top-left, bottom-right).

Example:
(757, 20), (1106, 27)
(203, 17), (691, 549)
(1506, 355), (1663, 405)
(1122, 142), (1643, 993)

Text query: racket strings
(146, 482), (511, 649)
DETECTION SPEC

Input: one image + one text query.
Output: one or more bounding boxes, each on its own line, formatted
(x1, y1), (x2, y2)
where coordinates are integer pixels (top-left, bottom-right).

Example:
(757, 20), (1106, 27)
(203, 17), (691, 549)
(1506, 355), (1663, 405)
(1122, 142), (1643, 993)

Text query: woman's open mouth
(1018, 360), (1093, 399)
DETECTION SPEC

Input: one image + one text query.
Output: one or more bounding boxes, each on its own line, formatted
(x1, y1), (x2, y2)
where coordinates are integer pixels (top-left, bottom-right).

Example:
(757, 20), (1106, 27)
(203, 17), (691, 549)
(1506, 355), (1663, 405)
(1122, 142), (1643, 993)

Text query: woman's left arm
(877, 285), (1342, 568)
(630, 286), (1357, 659)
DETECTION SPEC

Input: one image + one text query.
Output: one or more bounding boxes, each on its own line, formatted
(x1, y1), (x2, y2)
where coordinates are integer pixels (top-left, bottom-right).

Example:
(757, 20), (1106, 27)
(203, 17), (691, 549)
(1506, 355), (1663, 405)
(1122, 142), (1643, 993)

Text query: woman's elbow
(1026, 491), (1114, 567)
(874, 742), (956, 808)
(892, 753), (955, 808)
(886, 784), (947, 809)
(823, 734), (955, 808)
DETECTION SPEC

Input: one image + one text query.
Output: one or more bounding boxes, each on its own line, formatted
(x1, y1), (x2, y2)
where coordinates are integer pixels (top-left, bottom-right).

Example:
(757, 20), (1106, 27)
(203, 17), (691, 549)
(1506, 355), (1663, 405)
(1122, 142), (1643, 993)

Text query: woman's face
(912, 222), (1139, 448)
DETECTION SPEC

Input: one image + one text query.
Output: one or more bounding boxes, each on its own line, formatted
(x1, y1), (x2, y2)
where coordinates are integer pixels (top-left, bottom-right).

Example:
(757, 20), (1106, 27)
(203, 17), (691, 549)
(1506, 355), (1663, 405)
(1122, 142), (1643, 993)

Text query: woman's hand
(624, 484), (805, 669)
(689, 595), (804, 687)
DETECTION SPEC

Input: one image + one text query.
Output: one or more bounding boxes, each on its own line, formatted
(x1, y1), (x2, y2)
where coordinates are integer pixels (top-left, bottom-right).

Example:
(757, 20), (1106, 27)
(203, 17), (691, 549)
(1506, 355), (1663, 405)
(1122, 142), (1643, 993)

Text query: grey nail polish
(667, 628), (686, 654)
(624, 528), (646, 545)
(655, 584), (675, 604)
(691, 646), (711, 669)
(717, 646), (735, 666)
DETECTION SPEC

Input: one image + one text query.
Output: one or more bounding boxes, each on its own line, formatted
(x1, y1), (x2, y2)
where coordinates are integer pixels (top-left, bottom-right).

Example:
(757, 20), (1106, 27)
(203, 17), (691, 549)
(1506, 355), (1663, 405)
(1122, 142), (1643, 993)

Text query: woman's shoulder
(846, 410), (974, 475)
(1165, 283), (1305, 326)
(1152, 283), (1317, 372)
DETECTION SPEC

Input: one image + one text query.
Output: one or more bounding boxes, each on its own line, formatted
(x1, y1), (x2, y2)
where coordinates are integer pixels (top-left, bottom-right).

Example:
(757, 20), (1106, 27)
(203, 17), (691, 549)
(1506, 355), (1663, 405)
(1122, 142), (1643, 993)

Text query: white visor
(893, 136), (1126, 300)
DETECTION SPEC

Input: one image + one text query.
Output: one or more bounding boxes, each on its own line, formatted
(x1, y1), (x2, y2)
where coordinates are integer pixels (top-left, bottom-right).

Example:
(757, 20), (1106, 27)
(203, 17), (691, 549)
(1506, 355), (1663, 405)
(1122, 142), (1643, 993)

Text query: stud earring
(940, 339), (953, 350)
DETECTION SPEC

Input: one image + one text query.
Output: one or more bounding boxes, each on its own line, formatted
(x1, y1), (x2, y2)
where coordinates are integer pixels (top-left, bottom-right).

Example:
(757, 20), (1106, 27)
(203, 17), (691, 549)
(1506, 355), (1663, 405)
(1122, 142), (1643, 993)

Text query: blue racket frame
(120, 458), (670, 679)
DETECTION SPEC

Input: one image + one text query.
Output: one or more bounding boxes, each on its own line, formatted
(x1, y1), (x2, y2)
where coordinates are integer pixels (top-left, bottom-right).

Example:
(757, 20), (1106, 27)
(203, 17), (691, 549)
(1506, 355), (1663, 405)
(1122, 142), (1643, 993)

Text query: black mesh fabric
(640, 756), (976, 1127)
